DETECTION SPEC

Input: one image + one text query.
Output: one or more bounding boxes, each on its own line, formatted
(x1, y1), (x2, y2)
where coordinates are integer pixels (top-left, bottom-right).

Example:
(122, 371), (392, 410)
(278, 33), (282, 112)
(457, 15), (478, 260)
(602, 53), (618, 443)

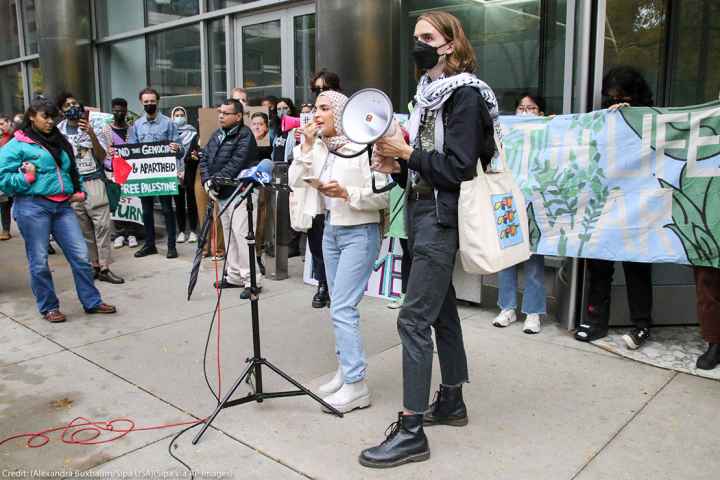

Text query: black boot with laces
(359, 412), (430, 468)
(424, 384), (468, 427)
(312, 281), (330, 308)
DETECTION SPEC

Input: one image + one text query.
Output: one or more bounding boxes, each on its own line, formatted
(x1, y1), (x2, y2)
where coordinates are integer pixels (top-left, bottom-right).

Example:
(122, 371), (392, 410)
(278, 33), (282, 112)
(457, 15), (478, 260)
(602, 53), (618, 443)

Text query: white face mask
(173, 116), (187, 127)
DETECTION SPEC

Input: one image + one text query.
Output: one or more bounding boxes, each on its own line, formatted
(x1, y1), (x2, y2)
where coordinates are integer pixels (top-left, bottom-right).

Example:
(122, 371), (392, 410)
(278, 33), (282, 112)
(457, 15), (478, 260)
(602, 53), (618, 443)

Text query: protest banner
(115, 141), (179, 197)
(111, 196), (144, 225)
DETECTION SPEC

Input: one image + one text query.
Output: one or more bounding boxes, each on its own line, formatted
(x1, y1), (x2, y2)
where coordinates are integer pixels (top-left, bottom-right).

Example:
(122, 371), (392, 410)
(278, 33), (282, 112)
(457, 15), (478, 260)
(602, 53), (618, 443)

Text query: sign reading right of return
(116, 141), (179, 197)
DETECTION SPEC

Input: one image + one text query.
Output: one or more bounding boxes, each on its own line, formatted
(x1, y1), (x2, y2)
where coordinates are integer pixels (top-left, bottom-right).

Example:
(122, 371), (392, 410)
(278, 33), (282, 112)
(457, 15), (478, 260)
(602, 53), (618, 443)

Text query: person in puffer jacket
(0, 98), (117, 323)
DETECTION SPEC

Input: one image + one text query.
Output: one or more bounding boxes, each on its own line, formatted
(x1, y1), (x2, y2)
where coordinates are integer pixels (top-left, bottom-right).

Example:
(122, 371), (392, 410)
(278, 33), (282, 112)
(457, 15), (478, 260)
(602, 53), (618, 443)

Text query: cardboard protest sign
(111, 196), (144, 225)
(115, 141), (179, 197)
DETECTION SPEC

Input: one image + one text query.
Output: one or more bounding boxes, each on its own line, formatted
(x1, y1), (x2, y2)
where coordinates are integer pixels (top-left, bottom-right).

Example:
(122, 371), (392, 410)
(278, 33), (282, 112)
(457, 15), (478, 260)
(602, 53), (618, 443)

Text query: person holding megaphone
(359, 11), (498, 468)
(288, 90), (389, 414)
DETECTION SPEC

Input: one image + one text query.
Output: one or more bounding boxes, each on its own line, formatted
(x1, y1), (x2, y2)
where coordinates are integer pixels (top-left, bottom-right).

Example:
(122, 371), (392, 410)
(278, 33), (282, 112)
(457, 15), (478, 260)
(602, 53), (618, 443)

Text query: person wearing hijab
(360, 11), (497, 467)
(289, 90), (389, 414)
(0, 98), (117, 323)
(171, 106), (200, 244)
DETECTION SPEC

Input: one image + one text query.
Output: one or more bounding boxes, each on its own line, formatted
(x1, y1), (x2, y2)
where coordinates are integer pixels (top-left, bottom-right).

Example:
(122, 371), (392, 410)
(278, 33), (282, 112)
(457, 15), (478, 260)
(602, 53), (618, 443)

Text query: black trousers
(141, 195), (176, 249)
(586, 259), (653, 328)
(1, 197), (12, 232)
(308, 213), (326, 284)
(398, 199), (468, 413)
(174, 161), (199, 233)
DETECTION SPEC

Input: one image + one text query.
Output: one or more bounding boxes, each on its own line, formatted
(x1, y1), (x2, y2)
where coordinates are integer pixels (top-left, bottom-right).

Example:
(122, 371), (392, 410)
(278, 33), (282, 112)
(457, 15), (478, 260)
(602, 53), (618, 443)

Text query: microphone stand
(192, 181), (343, 445)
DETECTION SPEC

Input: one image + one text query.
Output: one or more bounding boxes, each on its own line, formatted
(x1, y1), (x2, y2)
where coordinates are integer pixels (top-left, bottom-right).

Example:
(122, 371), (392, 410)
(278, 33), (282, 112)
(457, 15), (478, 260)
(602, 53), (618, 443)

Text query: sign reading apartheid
(500, 100), (720, 268)
(115, 141), (179, 197)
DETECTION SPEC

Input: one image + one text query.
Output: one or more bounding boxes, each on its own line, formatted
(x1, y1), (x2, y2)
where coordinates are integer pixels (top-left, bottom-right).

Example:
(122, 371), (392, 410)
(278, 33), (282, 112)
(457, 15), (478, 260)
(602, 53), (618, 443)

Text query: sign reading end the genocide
(116, 141), (179, 197)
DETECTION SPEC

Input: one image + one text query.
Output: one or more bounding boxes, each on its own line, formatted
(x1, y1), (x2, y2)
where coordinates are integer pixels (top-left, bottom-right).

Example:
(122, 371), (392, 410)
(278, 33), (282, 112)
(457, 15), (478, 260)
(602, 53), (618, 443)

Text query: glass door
(234, 4), (315, 105)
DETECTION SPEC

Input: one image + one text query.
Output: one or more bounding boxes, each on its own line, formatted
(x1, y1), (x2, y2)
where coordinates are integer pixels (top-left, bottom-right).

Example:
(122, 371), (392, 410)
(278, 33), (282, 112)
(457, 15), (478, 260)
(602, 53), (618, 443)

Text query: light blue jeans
(497, 254), (546, 315)
(323, 217), (381, 384)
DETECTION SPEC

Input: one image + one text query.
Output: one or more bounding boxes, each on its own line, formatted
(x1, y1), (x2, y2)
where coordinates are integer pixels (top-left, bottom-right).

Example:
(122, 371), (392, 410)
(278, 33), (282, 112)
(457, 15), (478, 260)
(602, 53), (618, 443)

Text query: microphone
(212, 159), (274, 188)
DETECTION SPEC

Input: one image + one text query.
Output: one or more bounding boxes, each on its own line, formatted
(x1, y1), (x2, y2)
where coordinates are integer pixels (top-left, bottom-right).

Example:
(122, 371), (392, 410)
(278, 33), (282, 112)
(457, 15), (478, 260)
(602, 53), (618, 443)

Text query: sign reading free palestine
(115, 141), (179, 197)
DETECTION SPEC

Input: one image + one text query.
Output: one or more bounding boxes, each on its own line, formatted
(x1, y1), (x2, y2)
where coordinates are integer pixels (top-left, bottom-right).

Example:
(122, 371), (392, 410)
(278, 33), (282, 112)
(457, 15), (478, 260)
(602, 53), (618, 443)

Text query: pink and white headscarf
(317, 90), (350, 152)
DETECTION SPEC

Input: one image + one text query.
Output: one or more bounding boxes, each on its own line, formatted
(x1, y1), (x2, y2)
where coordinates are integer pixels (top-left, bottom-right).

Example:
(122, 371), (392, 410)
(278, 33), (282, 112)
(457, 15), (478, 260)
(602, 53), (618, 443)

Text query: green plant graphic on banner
(659, 166), (720, 267)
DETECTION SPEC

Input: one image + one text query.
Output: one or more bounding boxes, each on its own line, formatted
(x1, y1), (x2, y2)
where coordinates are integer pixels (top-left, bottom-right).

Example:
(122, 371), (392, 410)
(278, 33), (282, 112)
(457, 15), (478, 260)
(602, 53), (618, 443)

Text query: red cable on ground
(0, 205), (227, 451)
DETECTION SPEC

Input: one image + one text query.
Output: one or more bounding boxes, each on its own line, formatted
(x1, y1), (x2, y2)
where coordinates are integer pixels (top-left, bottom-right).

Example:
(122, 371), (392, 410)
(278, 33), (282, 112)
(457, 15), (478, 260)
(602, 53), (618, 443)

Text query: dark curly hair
(601, 66), (654, 107)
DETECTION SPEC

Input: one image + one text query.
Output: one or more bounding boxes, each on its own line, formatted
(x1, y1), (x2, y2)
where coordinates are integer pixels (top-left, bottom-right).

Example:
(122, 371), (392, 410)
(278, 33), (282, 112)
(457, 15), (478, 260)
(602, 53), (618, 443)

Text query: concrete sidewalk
(1, 233), (718, 480)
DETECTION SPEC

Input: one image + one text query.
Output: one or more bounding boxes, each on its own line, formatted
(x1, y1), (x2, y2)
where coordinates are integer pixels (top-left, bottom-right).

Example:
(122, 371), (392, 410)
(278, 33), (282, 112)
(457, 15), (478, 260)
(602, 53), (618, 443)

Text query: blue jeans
(13, 196), (103, 314)
(497, 254), (546, 315)
(323, 219), (381, 384)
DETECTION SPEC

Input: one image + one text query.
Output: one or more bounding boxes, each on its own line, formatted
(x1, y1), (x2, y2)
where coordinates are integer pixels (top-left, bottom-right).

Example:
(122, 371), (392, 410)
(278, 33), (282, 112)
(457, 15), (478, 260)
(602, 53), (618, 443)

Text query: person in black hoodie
(359, 11), (497, 468)
(199, 99), (259, 300)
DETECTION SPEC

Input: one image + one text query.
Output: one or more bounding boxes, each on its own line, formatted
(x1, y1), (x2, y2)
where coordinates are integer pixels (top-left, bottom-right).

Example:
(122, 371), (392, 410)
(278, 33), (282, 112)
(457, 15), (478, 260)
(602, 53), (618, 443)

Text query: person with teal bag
(0, 97), (117, 323)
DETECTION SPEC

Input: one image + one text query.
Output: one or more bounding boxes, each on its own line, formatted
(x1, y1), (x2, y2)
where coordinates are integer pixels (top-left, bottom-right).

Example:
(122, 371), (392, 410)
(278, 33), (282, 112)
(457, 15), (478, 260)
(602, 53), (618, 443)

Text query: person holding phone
(288, 90), (389, 414)
(0, 97), (117, 322)
(56, 92), (123, 284)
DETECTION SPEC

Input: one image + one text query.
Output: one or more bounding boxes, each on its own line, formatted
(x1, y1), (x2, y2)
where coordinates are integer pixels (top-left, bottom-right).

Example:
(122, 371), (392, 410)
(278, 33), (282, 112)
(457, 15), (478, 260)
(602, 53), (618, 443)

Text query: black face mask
(113, 112), (126, 123)
(144, 104), (158, 115)
(412, 40), (447, 70)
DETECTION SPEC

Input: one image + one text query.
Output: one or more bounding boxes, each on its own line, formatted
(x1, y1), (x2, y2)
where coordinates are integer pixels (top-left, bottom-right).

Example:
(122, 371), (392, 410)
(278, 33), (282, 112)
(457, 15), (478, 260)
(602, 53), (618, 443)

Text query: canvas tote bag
(458, 132), (531, 274)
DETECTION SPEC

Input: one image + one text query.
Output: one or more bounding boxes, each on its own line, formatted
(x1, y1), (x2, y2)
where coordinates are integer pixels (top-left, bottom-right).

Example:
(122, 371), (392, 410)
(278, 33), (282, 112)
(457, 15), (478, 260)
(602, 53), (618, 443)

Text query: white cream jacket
(288, 139), (389, 227)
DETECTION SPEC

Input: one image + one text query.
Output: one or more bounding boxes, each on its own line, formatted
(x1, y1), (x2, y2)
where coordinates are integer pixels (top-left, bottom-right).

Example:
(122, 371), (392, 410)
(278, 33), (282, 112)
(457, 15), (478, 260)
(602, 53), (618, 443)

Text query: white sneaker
(321, 380), (371, 414)
(318, 367), (344, 397)
(177, 232), (186, 243)
(523, 313), (542, 334)
(387, 294), (405, 310)
(113, 236), (125, 249)
(492, 309), (517, 328)
(188, 232), (198, 243)
(127, 236), (139, 248)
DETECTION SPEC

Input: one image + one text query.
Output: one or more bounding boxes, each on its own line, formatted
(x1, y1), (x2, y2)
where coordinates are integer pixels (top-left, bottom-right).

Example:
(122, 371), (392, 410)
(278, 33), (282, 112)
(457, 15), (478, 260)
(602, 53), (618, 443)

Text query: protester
(692, 266), (720, 370)
(230, 87), (249, 108)
(0, 114), (14, 240)
(311, 70), (342, 97)
(360, 11), (497, 467)
(272, 98), (296, 163)
(289, 90), (388, 413)
(260, 96), (280, 143)
(56, 92), (123, 284)
(493, 93), (547, 333)
(574, 66), (654, 349)
(128, 87), (184, 259)
(102, 97), (143, 249)
(0, 97), (116, 322)
(171, 106), (200, 244)
(199, 99), (260, 299)
(251, 112), (273, 275)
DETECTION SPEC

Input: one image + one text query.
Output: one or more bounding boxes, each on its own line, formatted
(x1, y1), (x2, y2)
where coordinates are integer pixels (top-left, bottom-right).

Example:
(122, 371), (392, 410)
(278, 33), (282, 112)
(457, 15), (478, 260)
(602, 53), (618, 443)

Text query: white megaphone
(339, 88), (398, 193)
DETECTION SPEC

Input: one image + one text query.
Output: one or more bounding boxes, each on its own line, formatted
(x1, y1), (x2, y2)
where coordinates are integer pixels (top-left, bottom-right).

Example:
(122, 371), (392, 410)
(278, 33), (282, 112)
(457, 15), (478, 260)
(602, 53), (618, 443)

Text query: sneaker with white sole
(177, 232), (186, 243)
(623, 327), (650, 350)
(387, 294), (405, 310)
(321, 380), (371, 414)
(492, 309), (517, 328)
(188, 232), (198, 243)
(113, 236), (125, 249)
(128, 236), (139, 248)
(523, 313), (542, 334)
(318, 367), (344, 397)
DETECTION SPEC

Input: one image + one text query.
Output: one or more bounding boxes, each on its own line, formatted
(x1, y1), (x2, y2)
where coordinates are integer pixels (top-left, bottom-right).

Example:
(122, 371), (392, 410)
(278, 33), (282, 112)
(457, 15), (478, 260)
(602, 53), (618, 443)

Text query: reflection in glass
(28, 59), (44, 99)
(23, 0), (38, 54)
(209, 0), (260, 10)
(99, 37), (147, 114)
(148, 25), (202, 118)
(242, 20), (282, 103)
(0, 0), (20, 61)
(146, 0), (199, 27)
(405, 0), (567, 114)
(0, 64), (23, 115)
(95, 0), (144, 38)
(294, 14), (316, 105)
(209, 19), (227, 106)
(604, 0), (666, 104)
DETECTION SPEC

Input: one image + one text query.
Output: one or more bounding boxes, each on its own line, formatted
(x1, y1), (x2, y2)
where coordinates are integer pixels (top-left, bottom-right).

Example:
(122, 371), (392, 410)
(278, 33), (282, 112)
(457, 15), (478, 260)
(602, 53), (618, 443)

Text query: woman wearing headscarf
(289, 90), (389, 413)
(0, 98), (117, 323)
(171, 106), (200, 243)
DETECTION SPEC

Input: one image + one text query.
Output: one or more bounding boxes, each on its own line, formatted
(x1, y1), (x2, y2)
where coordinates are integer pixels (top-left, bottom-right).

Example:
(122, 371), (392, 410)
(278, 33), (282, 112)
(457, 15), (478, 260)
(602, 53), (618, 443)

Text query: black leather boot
(575, 301), (610, 342)
(312, 281), (330, 308)
(696, 343), (720, 370)
(359, 412), (430, 468)
(424, 384), (468, 427)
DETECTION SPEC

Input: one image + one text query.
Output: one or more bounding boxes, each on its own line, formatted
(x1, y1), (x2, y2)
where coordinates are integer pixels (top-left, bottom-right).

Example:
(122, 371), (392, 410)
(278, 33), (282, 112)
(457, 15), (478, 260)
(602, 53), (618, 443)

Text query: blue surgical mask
(173, 116), (187, 127)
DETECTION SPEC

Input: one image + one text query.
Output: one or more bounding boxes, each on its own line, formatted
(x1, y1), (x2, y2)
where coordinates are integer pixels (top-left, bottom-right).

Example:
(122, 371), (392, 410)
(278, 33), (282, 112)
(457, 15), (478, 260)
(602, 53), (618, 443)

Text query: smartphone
(303, 176), (322, 189)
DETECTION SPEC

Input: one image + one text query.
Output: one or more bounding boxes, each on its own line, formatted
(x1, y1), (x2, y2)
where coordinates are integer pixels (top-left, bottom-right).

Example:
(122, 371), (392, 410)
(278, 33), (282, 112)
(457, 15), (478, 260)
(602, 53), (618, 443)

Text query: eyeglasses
(516, 105), (539, 113)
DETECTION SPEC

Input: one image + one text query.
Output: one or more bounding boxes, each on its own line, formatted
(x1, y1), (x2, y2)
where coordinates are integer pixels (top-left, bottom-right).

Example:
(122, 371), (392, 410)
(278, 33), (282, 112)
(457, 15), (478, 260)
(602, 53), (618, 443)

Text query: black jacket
(393, 85), (496, 227)
(199, 124), (258, 199)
